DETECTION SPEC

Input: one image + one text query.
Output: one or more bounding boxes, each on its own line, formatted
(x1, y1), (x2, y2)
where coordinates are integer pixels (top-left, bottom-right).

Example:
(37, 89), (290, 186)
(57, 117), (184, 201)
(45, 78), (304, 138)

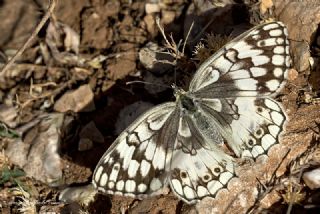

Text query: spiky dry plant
(12, 185), (37, 214)
(17, 196), (37, 214)
(281, 180), (306, 205)
(205, 33), (230, 53)
(277, 135), (320, 208)
(193, 42), (211, 64)
(247, 135), (320, 213)
(193, 33), (230, 65)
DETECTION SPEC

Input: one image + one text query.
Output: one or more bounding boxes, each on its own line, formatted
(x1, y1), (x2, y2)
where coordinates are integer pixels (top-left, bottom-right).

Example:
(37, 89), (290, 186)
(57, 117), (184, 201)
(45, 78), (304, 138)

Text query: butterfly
(92, 21), (290, 204)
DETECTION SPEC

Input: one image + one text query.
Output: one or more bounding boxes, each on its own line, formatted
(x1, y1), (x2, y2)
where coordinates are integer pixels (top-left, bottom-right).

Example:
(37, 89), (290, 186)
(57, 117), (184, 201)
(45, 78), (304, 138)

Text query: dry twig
(0, 0), (57, 74)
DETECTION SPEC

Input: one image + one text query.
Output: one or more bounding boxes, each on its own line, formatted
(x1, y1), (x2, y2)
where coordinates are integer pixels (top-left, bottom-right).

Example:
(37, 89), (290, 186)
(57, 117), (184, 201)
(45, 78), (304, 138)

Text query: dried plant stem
(155, 17), (180, 58)
(156, 17), (172, 50)
(182, 21), (194, 54)
(1, 0), (57, 74)
(15, 77), (72, 111)
(156, 17), (194, 59)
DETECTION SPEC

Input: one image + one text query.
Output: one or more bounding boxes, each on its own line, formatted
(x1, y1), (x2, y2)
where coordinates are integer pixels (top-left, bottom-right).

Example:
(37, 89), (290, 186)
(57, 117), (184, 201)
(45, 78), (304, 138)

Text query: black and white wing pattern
(187, 21), (290, 158)
(169, 112), (235, 203)
(93, 103), (179, 197)
(190, 22), (289, 98)
(93, 21), (290, 204)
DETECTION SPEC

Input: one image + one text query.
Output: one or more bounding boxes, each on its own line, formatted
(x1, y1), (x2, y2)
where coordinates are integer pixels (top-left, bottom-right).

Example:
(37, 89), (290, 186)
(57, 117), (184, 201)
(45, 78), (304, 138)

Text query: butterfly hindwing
(196, 97), (286, 158)
(169, 115), (235, 203)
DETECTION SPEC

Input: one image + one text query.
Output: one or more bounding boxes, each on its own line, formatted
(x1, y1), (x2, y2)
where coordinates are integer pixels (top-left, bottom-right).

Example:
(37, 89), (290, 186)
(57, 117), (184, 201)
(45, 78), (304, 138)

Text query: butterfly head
(172, 84), (186, 99)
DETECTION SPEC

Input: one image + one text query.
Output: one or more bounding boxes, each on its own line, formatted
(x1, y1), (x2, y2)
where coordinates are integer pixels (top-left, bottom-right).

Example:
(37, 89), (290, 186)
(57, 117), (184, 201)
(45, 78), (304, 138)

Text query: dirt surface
(0, 0), (319, 213)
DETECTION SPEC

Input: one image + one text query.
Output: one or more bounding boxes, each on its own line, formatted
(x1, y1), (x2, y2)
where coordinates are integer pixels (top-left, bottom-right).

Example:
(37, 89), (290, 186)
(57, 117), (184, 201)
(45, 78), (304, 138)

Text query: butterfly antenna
(174, 41), (180, 85)
(175, 22), (194, 85)
(126, 81), (171, 89)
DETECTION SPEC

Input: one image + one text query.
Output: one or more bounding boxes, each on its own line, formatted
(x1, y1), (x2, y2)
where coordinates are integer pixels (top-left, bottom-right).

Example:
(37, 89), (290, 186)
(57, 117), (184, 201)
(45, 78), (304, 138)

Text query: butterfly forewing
(189, 22), (290, 98)
(93, 21), (290, 204)
(93, 103), (179, 197)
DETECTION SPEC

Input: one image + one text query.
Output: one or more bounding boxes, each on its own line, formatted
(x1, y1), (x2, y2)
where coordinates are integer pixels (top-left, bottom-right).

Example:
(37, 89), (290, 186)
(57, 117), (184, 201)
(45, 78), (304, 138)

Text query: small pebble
(145, 3), (160, 14)
(303, 168), (320, 189)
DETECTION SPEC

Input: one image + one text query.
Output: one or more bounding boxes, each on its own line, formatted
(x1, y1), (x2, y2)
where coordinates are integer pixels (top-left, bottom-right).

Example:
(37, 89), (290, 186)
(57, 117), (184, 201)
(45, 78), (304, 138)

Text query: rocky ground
(0, 0), (319, 213)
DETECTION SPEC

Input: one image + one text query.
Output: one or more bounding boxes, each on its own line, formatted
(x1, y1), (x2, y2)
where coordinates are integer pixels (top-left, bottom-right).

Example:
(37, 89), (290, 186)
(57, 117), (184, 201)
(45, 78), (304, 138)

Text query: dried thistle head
(17, 196), (37, 214)
(193, 33), (230, 65)
(193, 42), (211, 64)
(280, 180), (306, 205)
(206, 33), (230, 53)
(12, 185), (37, 214)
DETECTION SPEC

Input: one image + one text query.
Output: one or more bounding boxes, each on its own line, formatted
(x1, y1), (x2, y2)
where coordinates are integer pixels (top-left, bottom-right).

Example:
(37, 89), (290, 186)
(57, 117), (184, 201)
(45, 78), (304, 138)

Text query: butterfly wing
(189, 21), (290, 98)
(188, 21), (290, 158)
(93, 102), (180, 197)
(196, 97), (286, 158)
(169, 114), (235, 204)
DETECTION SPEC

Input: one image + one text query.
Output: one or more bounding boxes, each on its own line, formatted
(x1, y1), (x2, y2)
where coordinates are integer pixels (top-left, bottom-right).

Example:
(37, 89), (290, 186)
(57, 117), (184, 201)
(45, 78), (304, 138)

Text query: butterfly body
(93, 21), (290, 204)
(178, 91), (197, 113)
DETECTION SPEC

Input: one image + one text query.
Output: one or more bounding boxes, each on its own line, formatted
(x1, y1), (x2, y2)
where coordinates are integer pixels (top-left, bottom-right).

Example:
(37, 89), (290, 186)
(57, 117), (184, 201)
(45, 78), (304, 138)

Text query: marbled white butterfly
(92, 21), (290, 204)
